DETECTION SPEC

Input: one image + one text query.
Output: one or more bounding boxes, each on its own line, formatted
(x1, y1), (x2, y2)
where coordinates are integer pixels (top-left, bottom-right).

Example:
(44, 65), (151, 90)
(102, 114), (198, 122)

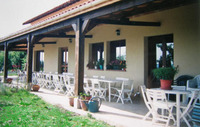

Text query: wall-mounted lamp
(116, 29), (120, 36)
(42, 44), (45, 47)
(69, 38), (72, 43)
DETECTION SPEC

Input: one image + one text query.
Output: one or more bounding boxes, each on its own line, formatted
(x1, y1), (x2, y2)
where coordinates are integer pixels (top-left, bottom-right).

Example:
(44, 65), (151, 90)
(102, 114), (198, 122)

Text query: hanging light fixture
(116, 29), (120, 36)
(69, 38), (72, 43)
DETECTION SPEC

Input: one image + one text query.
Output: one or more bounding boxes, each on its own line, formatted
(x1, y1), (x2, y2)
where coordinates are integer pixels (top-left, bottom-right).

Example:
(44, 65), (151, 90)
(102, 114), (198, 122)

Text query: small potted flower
(79, 93), (89, 111)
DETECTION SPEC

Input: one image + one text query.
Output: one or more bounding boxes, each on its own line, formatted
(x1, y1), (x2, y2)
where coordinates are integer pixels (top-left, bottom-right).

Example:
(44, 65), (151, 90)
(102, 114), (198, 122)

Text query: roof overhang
(0, 0), (198, 49)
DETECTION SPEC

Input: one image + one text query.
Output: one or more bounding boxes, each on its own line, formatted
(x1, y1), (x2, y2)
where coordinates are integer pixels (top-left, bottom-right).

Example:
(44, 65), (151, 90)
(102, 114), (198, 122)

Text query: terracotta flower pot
(80, 100), (88, 111)
(160, 79), (172, 90)
(6, 78), (13, 84)
(32, 85), (40, 91)
(68, 97), (74, 107)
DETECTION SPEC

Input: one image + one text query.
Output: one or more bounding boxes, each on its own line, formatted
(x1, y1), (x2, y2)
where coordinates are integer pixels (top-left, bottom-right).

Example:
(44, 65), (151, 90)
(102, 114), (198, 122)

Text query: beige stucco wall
(33, 38), (75, 73)
(33, 3), (200, 88)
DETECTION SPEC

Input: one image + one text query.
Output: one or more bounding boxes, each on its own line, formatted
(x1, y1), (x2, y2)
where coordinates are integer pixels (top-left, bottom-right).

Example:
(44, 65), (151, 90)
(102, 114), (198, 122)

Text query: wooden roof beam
(38, 34), (93, 38)
(94, 19), (161, 27)
(35, 42), (57, 44)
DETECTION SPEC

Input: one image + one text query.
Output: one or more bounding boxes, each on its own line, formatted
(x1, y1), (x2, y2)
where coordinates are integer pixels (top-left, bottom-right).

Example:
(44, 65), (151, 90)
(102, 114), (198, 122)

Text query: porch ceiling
(0, 0), (197, 51)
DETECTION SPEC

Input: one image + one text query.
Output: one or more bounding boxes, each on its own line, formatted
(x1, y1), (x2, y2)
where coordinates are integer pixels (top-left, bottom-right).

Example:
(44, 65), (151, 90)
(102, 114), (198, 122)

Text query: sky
(0, 0), (68, 38)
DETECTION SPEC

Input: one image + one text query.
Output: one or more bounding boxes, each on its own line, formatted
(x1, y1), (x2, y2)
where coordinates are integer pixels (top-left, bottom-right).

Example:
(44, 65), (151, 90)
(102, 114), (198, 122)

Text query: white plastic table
(98, 79), (122, 102)
(153, 88), (191, 127)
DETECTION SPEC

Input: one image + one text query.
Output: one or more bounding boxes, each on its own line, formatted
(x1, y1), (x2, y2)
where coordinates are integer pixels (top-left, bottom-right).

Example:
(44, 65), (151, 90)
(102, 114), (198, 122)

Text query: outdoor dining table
(98, 79), (122, 102)
(152, 88), (191, 127)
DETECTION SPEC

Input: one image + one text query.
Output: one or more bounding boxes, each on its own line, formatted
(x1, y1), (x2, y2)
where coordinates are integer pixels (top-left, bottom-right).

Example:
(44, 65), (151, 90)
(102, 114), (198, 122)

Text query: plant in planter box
(97, 59), (104, 70)
(152, 67), (178, 90)
(86, 61), (95, 69)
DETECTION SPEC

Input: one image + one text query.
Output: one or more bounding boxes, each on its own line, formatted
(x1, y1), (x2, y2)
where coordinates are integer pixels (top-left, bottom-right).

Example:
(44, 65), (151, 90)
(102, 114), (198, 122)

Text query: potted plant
(68, 96), (75, 107)
(120, 60), (126, 71)
(85, 93), (92, 101)
(79, 93), (89, 111)
(152, 67), (178, 90)
(32, 84), (40, 91)
(86, 61), (95, 69)
(97, 59), (104, 70)
(6, 78), (13, 84)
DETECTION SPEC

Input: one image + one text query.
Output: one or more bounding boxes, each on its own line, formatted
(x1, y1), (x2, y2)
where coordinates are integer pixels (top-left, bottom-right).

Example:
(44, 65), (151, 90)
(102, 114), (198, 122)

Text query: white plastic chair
(52, 74), (64, 93)
(83, 78), (92, 95)
(64, 75), (75, 96)
(92, 75), (99, 78)
(186, 75), (200, 101)
(177, 90), (200, 127)
(45, 73), (54, 89)
(91, 78), (101, 97)
(112, 79), (134, 104)
(140, 85), (153, 120)
(146, 89), (176, 127)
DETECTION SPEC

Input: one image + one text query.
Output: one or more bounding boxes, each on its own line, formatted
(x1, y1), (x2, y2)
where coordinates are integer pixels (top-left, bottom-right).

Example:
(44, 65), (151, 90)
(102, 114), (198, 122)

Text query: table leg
(176, 93), (180, 127)
(109, 83), (111, 102)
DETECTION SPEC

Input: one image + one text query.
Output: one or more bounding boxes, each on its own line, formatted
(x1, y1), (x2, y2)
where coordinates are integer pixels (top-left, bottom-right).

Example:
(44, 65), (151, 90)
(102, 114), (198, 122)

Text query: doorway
(146, 34), (174, 88)
(61, 47), (68, 73)
(35, 50), (44, 72)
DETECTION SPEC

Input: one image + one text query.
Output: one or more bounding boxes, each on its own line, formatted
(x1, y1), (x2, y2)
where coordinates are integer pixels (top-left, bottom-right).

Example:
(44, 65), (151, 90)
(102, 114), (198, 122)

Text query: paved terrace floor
(31, 88), (175, 127)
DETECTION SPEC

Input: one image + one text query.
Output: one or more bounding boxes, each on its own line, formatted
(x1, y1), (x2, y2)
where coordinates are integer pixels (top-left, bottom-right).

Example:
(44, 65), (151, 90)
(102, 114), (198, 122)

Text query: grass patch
(0, 85), (111, 127)
(0, 71), (18, 76)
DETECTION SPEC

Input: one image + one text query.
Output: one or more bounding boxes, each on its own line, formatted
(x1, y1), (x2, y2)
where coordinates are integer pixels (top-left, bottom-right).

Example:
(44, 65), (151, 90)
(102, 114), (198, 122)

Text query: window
(35, 51), (44, 72)
(87, 42), (104, 70)
(107, 40), (126, 70)
(61, 48), (68, 73)
(156, 42), (174, 68)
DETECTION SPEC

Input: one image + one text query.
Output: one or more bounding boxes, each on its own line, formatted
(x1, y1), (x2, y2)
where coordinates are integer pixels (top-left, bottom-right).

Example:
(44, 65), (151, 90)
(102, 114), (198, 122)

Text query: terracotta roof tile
(23, 0), (81, 25)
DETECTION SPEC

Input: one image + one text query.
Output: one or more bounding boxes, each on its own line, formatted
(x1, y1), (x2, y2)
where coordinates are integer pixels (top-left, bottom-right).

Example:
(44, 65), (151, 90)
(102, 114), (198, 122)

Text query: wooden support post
(72, 18), (87, 96)
(3, 42), (8, 82)
(26, 35), (34, 90)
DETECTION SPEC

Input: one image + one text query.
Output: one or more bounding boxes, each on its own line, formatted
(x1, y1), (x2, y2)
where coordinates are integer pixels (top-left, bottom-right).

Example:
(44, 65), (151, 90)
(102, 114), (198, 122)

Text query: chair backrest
(122, 80), (134, 91)
(52, 74), (59, 83)
(184, 90), (200, 113)
(68, 76), (75, 85)
(187, 75), (200, 89)
(116, 77), (129, 81)
(100, 76), (105, 79)
(146, 89), (166, 103)
(140, 85), (152, 110)
(91, 78), (100, 88)
(93, 75), (99, 78)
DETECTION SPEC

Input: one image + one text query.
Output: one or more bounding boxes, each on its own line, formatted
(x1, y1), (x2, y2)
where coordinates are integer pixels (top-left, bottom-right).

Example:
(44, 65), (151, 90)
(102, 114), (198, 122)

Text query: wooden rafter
(93, 19), (161, 27)
(37, 34), (92, 38)
(36, 42), (57, 44)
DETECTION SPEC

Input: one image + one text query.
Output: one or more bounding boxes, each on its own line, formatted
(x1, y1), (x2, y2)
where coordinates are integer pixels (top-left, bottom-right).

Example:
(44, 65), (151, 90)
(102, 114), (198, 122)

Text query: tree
(0, 51), (27, 71)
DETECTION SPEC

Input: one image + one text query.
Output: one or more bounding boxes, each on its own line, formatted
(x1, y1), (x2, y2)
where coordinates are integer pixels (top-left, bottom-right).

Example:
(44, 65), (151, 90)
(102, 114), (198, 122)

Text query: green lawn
(0, 85), (111, 127)
(0, 71), (18, 76)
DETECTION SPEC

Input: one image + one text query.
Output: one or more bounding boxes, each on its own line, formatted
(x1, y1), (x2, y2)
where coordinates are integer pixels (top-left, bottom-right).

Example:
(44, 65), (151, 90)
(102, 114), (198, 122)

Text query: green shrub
(152, 67), (178, 80)
(0, 84), (12, 96)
